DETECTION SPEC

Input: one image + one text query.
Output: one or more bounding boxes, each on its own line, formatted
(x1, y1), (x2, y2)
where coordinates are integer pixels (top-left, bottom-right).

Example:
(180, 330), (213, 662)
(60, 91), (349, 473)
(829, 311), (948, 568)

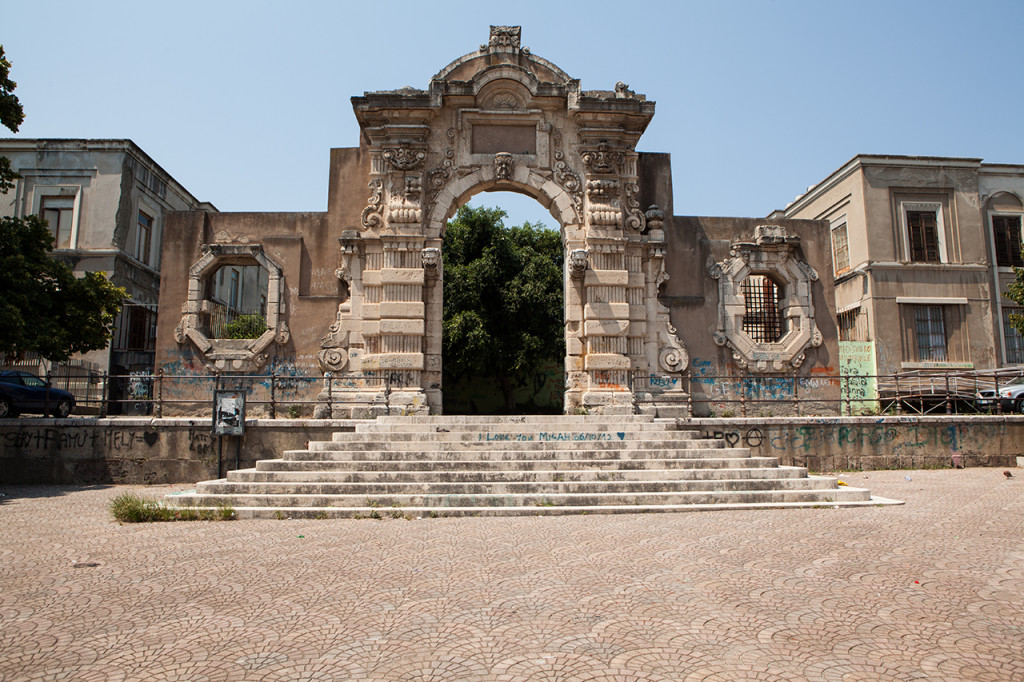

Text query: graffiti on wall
(690, 357), (839, 403)
(698, 421), (1014, 462)
(3, 427), (161, 452)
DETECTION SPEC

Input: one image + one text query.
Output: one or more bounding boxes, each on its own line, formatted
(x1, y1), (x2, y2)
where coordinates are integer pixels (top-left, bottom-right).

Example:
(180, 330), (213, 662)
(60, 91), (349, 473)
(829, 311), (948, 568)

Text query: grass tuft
(110, 492), (235, 523)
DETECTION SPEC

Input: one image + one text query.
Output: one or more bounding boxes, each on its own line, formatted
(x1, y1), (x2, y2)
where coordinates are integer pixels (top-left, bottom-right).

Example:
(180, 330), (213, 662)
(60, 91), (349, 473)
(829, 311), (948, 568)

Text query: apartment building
(0, 139), (215, 379)
(774, 154), (1023, 376)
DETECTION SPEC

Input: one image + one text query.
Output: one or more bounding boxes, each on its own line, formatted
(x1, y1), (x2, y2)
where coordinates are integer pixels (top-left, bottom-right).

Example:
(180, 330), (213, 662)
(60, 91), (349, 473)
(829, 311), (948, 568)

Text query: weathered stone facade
(156, 27), (839, 417)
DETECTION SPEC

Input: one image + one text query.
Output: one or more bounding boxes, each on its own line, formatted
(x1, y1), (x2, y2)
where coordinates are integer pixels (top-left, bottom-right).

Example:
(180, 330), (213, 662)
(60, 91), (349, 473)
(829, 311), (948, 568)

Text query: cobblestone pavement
(1, 468), (1022, 681)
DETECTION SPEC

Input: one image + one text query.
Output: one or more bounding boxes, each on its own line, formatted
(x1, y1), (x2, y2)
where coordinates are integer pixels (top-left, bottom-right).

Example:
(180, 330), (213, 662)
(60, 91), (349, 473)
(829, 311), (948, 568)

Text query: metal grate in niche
(741, 274), (783, 343)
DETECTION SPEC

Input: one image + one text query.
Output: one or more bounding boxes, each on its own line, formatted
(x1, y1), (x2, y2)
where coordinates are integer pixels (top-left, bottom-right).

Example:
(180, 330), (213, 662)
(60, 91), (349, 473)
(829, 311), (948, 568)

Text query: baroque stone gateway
(156, 26), (840, 417)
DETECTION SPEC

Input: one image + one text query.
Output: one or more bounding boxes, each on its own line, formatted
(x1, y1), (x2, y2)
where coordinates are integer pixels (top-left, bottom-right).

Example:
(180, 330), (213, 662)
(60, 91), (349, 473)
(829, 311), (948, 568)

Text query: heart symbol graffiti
(617, 432), (626, 440)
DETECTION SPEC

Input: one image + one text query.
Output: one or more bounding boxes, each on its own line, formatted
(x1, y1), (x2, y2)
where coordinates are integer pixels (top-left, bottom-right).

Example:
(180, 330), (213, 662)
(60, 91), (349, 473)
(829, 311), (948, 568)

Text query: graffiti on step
(478, 431), (625, 442)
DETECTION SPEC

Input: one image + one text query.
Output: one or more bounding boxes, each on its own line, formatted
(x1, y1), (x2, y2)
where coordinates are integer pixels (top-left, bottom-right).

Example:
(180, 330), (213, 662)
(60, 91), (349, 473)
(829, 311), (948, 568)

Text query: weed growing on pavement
(109, 493), (235, 523)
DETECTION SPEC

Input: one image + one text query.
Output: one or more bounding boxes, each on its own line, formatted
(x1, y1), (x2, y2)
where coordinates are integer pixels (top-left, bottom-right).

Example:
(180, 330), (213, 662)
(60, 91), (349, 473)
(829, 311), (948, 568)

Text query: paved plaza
(1, 468), (1022, 681)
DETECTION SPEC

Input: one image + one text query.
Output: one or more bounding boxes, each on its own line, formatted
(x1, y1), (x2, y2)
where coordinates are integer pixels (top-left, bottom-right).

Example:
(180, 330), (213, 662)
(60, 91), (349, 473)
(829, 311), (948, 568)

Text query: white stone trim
(895, 297), (968, 305)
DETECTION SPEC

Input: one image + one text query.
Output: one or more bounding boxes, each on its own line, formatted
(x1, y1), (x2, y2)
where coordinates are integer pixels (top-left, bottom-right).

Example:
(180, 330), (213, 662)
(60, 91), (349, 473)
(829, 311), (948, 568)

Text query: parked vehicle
(975, 375), (1024, 413)
(0, 371), (76, 418)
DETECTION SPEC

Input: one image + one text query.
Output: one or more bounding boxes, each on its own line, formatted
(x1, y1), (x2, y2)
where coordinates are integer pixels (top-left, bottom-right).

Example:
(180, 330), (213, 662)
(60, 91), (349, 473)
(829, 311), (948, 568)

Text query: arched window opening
(742, 274), (783, 343)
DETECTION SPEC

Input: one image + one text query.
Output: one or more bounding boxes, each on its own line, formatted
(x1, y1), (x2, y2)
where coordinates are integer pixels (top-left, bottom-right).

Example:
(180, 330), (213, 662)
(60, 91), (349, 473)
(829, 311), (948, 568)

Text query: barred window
(831, 222), (850, 273)
(993, 215), (1023, 268)
(1004, 307), (1024, 364)
(741, 274), (783, 343)
(838, 309), (858, 341)
(914, 305), (947, 361)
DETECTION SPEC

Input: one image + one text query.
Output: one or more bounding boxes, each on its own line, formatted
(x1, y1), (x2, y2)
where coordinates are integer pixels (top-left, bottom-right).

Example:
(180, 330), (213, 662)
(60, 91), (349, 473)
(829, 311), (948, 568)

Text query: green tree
(0, 45), (26, 193)
(0, 45), (127, 362)
(443, 205), (564, 413)
(1006, 267), (1024, 335)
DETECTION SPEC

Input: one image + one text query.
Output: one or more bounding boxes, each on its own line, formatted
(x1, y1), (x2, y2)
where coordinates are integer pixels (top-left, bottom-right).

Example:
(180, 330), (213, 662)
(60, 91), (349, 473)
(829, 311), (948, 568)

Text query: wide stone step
(283, 446), (748, 462)
(369, 415), (660, 425)
(327, 431), (703, 443)
(310, 437), (727, 450)
(173, 485), (874, 510)
(214, 497), (894, 519)
(353, 422), (681, 434)
(165, 414), (896, 517)
(230, 465), (803, 483)
(198, 476), (832, 496)
(256, 456), (781, 472)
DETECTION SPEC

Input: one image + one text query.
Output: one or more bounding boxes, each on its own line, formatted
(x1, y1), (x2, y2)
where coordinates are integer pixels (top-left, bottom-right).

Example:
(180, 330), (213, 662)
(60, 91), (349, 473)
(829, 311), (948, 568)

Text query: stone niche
(711, 225), (823, 372)
(174, 243), (289, 372)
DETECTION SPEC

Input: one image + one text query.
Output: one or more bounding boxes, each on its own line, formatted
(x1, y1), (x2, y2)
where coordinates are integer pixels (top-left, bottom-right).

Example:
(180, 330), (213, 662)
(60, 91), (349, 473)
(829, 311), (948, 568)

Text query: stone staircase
(167, 415), (895, 518)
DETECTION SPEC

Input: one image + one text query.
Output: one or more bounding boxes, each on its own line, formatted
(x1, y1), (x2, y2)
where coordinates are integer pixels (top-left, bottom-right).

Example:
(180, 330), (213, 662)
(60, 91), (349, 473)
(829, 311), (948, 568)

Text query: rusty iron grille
(741, 274), (783, 342)
(914, 305), (947, 361)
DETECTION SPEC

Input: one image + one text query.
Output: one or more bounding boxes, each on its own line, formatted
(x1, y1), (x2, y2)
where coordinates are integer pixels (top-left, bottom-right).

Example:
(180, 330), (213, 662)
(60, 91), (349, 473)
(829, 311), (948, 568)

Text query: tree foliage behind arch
(442, 205), (564, 413)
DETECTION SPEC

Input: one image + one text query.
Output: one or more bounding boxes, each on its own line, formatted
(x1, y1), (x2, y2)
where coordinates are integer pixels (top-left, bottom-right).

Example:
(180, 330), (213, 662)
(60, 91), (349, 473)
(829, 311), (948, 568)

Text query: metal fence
(37, 370), (402, 418)
(636, 367), (1024, 417)
(8, 365), (1024, 418)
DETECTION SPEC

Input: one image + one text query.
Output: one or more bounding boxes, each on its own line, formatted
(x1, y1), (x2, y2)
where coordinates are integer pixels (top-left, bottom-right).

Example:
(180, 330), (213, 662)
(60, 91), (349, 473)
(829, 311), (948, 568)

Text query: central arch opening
(441, 192), (565, 414)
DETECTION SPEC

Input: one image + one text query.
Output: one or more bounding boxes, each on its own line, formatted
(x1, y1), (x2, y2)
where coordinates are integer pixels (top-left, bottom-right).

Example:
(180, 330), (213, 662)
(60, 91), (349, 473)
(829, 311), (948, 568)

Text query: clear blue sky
(4, 0), (1023, 228)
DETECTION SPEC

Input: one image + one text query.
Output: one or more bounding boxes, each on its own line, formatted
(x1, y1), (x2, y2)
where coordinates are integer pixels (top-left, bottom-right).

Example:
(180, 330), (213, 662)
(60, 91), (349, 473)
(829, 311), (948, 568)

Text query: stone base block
(649, 392), (691, 419)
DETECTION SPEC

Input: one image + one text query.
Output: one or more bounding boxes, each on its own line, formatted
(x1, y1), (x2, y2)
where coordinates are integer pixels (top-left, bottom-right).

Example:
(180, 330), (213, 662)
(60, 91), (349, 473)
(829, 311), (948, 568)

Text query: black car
(0, 371), (76, 418)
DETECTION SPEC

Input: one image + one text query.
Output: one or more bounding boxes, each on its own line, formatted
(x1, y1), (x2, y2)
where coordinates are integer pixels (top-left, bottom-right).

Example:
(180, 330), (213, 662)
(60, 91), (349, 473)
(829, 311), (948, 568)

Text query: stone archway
(314, 26), (689, 417)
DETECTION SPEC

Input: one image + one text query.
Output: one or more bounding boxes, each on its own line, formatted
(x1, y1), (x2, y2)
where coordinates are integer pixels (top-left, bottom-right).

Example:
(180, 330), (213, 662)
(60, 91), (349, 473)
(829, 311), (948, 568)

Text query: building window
(838, 308), (861, 341)
(907, 210), (940, 263)
(229, 269), (240, 311)
(112, 303), (158, 352)
(134, 211), (153, 265)
(741, 274), (783, 343)
(1004, 308), (1024, 364)
(993, 215), (1023, 268)
(40, 196), (75, 249)
(914, 305), (947, 361)
(831, 222), (850, 274)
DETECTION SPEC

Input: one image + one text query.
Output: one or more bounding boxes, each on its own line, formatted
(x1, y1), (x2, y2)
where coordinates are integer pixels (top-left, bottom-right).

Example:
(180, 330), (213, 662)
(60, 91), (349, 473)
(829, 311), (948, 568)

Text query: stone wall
(691, 416), (1022, 471)
(1, 416), (1019, 486)
(0, 418), (354, 485)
